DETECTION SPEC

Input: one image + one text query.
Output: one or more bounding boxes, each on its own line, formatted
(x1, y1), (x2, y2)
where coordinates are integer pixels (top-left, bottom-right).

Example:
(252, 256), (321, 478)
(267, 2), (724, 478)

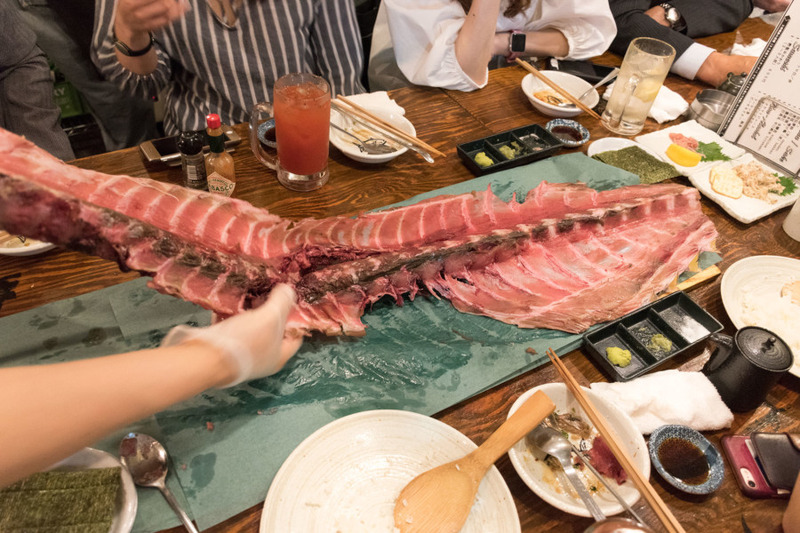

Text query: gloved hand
(161, 284), (303, 387)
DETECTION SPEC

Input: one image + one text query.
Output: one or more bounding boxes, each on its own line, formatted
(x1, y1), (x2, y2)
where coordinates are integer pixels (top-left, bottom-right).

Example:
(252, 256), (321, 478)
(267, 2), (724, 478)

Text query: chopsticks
(515, 59), (602, 120)
(333, 95), (446, 158)
(544, 347), (687, 533)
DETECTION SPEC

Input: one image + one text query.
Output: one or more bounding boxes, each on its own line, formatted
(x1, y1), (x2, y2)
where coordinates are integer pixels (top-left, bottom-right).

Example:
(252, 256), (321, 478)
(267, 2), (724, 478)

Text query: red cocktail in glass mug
(249, 73), (330, 191)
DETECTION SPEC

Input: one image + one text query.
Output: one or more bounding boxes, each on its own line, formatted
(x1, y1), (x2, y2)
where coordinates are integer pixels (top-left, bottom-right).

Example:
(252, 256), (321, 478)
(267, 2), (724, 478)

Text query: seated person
(609, 0), (792, 87)
(368, 0), (617, 91)
(92, 0), (365, 135)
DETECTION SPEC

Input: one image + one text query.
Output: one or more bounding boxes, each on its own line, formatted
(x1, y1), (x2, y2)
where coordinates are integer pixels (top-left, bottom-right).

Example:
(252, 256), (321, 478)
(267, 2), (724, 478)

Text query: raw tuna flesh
(0, 128), (717, 336)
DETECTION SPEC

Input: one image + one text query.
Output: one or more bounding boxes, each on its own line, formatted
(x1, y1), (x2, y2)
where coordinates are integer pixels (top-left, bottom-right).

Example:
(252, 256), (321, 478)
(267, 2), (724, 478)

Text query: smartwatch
(659, 3), (687, 33)
(507, 30), (526, 62)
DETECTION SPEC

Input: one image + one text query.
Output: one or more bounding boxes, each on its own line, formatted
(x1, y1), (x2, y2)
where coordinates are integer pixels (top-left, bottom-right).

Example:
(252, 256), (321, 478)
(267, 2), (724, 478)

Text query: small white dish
(507, 383), (649, 518)
(687, 153), (800, 224)
(720, 255), (800, 376)
(330, 106), (415, 164)
(45, 447), (138, 533)
(0, 230), (56, 256)
(260, 410), (520, 533)
(521, 71), (600, 119)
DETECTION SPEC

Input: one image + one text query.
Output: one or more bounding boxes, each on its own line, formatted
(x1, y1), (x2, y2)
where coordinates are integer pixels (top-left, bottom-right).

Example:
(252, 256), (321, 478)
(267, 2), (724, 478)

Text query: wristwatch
(113, 30), (155, 57)
(659, 3), (687, 33)
(506, 30), (526, 62)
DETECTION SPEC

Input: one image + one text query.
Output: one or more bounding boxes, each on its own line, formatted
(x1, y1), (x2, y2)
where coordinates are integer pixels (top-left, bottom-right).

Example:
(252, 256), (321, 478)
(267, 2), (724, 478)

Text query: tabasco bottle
(205, 113), (236, 196)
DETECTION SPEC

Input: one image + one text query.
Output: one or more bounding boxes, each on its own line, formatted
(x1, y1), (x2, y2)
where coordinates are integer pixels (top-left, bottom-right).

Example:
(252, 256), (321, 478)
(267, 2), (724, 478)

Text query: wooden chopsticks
(544, 348), (687, 533)
(333, 95), (446, 158)
(515, 59), (602, 120)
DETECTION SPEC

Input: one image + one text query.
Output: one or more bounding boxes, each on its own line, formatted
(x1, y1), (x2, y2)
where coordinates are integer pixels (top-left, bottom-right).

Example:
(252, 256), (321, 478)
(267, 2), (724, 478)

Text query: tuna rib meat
(0, 128), (717, 336)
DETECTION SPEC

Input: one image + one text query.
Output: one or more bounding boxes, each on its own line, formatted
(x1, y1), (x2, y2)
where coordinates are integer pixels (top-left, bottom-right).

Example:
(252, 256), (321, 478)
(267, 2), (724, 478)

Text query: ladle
(393, 390), (555, 532)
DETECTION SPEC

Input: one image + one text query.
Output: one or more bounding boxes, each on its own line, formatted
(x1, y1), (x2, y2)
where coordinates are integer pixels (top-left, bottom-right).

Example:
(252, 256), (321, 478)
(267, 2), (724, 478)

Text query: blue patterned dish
(545, 119), (590, 148)
(648, 424), (724, 495)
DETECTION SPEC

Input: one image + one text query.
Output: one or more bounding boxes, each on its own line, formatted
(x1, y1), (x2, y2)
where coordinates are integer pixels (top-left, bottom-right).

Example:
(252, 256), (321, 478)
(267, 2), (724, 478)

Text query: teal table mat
(0, 153), (641, 531)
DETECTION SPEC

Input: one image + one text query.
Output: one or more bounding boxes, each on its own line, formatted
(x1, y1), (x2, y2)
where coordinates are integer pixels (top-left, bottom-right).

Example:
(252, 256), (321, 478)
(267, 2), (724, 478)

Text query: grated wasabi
(474, 151), (493, 168)
(606, 346), (632, 367)
(647, 333), (673, 353)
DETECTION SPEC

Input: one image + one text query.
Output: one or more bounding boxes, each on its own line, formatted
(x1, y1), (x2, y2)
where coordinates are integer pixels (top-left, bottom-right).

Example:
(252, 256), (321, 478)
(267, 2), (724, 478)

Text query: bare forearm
(113, 21), (158, 74)
(0, 340), (234, 486)
(455, 0), (502, 85)
(523, 29), (569, 58)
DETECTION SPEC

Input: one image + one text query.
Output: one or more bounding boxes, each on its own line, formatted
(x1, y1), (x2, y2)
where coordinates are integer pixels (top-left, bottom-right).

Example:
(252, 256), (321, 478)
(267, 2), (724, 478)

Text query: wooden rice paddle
(544, 348), (686, 533)
(393, 390), (555, 532)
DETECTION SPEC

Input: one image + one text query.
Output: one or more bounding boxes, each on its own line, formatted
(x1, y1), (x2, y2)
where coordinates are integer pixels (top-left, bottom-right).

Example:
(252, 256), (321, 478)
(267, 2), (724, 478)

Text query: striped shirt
(91, 0), (365, 135)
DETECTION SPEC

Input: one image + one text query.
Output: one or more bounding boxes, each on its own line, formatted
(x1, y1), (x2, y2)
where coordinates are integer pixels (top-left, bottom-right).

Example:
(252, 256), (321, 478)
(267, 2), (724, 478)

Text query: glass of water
(601, 38), (675, 136)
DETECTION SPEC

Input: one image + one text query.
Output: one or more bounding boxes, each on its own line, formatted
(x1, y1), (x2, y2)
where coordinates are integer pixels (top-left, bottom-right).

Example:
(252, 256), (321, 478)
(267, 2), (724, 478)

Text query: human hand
(162, 284), (303, 387)
(115, 0), (190, 42)
(753, 0), (791, 12)
(696, 52), (757, 87)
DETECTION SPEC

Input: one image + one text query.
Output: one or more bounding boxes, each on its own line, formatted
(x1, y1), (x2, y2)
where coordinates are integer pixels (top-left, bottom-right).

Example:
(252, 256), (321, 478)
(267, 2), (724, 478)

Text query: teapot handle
(703, 332), (734, 373)
(249, 102), (278, 170)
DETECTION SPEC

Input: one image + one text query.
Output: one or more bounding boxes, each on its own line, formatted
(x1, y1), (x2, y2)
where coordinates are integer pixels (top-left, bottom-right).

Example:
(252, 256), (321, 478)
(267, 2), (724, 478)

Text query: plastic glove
(161, 284), (303, 387)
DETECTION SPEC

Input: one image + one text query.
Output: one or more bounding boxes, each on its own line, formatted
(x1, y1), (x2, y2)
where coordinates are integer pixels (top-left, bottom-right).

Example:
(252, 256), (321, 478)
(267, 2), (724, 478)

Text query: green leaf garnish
(696, 141), (730, 162)
(771, 174), (798, 196)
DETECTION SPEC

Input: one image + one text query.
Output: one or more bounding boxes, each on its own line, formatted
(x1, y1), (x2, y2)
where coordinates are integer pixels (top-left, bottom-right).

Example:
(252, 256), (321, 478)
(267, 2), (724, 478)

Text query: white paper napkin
(731, 38), (768, 57)
(342, 91), (406, 116)
(590, 369), (734, 435)
(603, 82), (689, 124)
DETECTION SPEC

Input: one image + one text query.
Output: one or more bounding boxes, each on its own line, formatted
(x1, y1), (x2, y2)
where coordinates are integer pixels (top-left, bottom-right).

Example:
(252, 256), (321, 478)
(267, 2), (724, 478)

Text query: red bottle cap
(206, 113), (221, 129)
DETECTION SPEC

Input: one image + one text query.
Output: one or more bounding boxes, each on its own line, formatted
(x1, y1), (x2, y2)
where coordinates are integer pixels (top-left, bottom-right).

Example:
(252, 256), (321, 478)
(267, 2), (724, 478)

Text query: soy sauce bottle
(177, 130), (208, 190)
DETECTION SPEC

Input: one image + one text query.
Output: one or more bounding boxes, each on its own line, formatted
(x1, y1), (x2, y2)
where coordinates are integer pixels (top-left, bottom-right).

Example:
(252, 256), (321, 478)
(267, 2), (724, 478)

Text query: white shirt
(672, 43), (716, 80)
(369, 0), (617, 92)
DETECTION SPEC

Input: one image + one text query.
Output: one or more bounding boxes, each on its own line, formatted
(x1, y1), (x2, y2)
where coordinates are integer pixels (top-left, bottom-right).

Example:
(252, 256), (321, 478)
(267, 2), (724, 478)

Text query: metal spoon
(330, 123), (396, 155)
(529, 425), (606, 521)
(561, 68), (620, 108)
(119, 433), (199, 533)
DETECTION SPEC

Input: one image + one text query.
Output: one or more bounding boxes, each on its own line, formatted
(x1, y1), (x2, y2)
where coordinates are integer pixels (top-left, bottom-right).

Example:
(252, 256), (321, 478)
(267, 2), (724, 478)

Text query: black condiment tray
(456, 123), (563, 176)
(582, 291), (723, 382)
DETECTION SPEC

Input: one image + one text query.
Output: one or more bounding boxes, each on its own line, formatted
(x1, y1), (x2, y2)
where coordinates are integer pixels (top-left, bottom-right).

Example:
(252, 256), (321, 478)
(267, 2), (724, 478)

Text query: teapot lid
(735, 326), (794, 371)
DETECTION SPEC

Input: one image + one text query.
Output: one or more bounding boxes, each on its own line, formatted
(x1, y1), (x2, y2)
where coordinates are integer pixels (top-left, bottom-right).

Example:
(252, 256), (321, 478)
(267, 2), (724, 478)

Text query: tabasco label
(208, 172), (235, 197)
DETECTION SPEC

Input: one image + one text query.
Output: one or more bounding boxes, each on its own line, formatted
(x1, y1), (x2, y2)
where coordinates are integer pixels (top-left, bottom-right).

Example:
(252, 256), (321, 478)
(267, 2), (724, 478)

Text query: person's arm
(453, 0), (502, 85)
(0, 284), (302, 487)
(112, 0), (188, 74)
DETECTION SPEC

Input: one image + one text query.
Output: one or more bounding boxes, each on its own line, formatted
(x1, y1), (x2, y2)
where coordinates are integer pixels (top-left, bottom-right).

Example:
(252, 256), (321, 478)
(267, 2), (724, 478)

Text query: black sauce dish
(648, 424), (724, 495)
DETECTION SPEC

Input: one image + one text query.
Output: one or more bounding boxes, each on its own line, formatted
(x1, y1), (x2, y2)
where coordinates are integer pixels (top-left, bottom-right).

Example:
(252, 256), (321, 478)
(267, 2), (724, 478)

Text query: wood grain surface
(1, 16), (798, 533)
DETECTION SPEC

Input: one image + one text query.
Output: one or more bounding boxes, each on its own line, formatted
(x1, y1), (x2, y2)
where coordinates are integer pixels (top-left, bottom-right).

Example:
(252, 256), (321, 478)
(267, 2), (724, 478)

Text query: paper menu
(720, 4), (800, 177)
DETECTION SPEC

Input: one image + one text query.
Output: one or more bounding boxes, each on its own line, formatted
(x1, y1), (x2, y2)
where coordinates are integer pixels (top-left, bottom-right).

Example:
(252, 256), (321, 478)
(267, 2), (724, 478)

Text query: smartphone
(721, 435), (790, 499)
(547, 58), (616, 84)
(139, 129), (242, 167)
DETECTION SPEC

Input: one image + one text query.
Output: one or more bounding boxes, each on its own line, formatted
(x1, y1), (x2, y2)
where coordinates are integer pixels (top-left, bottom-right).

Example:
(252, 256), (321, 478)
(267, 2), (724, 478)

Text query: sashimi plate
(46, 447), (138, 533)
(720, 255), (800, 377)
(687, 153), (800, 224)
(260, 410), (520, 533)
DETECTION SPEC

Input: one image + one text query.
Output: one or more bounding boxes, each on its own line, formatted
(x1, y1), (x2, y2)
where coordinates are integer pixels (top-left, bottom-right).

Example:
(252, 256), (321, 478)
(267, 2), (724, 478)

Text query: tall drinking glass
(601, 38), (675, 136)
(249, 73), (331, 191)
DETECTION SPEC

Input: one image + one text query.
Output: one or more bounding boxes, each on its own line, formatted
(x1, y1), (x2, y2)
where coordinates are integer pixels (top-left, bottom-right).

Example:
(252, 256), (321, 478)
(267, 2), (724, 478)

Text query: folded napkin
(341, 91), (406, 116)
(590, 369), (733, 435)
(603, 82), (688, 124)
(731, 38), (768, 57)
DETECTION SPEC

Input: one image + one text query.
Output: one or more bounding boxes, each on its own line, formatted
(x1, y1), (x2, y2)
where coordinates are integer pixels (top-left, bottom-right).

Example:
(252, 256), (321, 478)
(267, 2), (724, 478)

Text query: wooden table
(2, 16), (799, 533)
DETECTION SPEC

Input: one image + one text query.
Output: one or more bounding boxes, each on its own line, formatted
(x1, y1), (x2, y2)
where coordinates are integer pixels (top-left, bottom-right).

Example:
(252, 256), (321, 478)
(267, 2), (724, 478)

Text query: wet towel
(590, 370), (734, 435)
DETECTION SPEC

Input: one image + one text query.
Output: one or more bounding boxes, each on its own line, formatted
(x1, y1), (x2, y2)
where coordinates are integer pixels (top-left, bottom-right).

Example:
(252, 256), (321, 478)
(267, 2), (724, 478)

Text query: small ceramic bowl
(545, 119), (590, 148)
(648, 424), (724, 495)
(521, 71), (600, 118)
(329, 106), (415, 164)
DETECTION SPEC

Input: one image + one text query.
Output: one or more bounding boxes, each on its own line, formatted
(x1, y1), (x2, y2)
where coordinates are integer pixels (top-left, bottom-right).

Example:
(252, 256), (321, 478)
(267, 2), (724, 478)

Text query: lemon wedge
(665, 143), (702, 167)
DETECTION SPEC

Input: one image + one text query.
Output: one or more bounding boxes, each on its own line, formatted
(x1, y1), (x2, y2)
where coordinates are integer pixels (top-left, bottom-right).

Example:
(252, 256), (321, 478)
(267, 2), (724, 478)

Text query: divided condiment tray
(457, 123), (563, 176)
(583, 291), (723, 381)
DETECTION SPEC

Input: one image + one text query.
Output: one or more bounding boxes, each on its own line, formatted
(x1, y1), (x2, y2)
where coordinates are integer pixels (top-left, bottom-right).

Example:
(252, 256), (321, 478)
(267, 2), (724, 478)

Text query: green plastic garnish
(696, 141), (730, 162)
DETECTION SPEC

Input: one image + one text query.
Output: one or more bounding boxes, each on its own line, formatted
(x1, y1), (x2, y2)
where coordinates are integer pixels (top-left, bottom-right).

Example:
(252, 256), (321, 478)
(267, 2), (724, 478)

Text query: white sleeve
(383, 0), (485, 91)
(526, 0), (617, 60)
(671, 43), (715, 81)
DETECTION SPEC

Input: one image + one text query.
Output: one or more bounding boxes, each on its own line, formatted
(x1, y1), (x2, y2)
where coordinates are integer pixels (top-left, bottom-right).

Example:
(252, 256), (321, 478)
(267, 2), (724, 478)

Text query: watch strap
(113, 31), (155, 57)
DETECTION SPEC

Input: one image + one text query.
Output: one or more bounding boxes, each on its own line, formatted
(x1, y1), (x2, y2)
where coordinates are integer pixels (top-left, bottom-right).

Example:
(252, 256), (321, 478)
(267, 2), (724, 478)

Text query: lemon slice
(633, 79), (662, 102)
(665, 143), (702, 167)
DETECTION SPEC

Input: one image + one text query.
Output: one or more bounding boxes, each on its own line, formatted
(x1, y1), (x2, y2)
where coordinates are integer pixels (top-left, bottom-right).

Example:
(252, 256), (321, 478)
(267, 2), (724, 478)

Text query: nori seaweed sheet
(592, 145), (680, 184)
(0, 467), (121, 532)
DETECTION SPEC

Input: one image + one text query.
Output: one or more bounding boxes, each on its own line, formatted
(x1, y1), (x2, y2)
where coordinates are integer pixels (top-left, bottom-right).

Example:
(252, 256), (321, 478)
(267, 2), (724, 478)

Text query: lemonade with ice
(601, 38), (675, 136)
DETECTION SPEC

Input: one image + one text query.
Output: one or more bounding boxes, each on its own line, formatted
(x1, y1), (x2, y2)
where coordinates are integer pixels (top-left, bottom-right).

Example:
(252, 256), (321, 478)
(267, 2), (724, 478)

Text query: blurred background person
(0, 2), (74, 161)
(92, 0), (365, 135)
(368, 0), (616, 91)
(12, 0), (158, 152)
(609, 0), (792, 87)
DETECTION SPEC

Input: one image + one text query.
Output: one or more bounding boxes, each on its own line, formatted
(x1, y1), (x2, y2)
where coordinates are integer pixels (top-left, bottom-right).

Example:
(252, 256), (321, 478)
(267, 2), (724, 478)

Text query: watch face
(665, 7), (680, 24)
(510, 32), (526, 53)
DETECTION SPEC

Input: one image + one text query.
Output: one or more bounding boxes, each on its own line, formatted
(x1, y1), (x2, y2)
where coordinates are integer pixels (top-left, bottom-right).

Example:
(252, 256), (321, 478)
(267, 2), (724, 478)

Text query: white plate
(260, 410), (520, 533)
(46, 447), (137, 533)
(720, 255), (800, 376)
(330, 106), (415, 164)
(507, 383), (649, 518)
(0, 230), (56, 256)
(520, 71), (600, 119)
(635, 120), (746, 176)
(687, 153), (800, 224)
